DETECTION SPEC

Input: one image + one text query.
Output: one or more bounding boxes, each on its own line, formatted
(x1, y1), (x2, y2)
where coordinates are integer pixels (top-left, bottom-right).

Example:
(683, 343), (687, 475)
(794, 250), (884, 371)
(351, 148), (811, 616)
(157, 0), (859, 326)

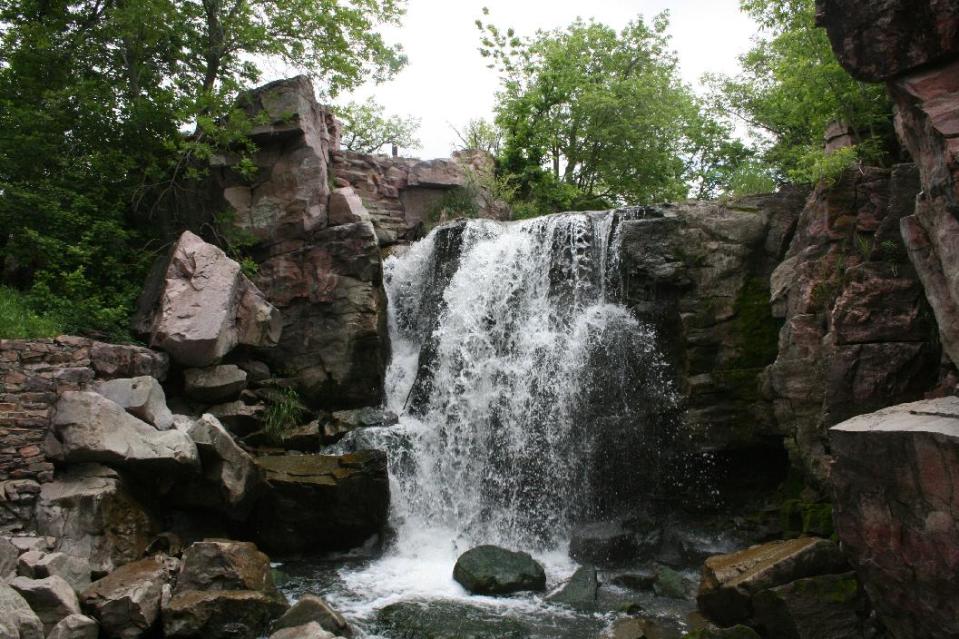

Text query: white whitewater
(324, 211), (677, 629)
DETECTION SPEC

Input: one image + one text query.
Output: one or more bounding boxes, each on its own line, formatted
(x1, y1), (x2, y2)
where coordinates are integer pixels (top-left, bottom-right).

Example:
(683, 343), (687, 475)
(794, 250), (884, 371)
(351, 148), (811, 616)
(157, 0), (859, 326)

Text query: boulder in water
(452, 545), (546, 595)
(376, 600), (531, 639)
(547, 566), (598, 609)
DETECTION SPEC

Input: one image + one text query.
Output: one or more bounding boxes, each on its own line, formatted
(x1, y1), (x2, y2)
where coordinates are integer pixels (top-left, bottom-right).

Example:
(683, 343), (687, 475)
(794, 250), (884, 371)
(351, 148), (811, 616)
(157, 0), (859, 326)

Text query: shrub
(0, 286), (64, 339)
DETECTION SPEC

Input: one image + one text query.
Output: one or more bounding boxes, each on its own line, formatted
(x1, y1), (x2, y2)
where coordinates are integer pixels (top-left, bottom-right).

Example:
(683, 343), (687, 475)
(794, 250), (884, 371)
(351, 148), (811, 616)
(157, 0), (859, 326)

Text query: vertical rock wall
(766, 165), (939, 484)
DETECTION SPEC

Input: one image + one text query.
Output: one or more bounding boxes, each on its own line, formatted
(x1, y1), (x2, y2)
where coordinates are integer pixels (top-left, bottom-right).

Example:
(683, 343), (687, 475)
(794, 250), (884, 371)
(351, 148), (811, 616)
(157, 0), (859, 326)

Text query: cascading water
(295, 210), (682, 636)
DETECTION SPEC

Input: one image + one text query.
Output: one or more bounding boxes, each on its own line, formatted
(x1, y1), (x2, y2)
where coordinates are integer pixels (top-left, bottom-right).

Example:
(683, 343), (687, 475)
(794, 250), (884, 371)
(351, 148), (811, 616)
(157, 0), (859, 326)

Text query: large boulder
(94, 376), (173, 431)
(135, 231), (282, 367)
(163, 539), (288, 639)
(272, 594), (353, 638)
(0, 581), (44, 639)
(46, 391), (199, 473)
(183, 365), (248, 403)
(174, 539), (280, 595)
(172, 414), (264, 518)
(35, 464), (158, 577)
(252, 451), (389, 554)
(696, 538), (848, 627)
(162, 590), (289, 639)
(9, 576), (82, 634)
(830, 398), (959, 639)
(19, 551), (91, 593)
(80, 557), (173, 639)
(752, 572), (867, 639)
(452, 545), (546, 595)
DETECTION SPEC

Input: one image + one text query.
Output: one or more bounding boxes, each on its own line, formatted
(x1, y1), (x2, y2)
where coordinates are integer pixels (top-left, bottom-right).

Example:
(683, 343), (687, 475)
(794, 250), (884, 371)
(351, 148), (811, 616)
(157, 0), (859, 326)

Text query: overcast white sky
(311, 1), (759, 158)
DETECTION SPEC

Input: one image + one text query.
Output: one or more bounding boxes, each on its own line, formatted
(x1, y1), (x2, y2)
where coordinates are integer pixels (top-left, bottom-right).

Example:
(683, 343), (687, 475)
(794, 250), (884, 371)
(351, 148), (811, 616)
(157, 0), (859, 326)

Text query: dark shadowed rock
(830, 397), (959, 639)
(175, 539), (280, 595)
(183, 365), (248, 403)
(696, 538), (847, 627)
(162, 590), (289, 639)
(172, 414), (264, 518)
(568, 522), (657, 567)
(452, 545), (546, 595)
(253, 451), (389, 554)
(547, 566), (598, 610)
(752, 572), (866, 639)
(376, 600), (531, 639)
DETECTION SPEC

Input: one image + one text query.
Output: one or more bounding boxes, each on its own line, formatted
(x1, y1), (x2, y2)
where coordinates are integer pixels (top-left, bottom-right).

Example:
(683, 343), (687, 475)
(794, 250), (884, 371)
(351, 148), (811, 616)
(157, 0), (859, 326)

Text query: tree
(452, 118), (502, 156)
(0, 0), (407, 337)
(707, 0), (897, 181)
(334, 100), (421, 154)
(479, 11), (739, 212)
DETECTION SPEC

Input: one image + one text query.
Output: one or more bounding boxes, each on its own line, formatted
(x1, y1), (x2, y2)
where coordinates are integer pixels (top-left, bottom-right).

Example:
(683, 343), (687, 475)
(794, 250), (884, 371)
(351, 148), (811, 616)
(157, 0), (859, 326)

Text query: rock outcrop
(818, 0), (959, 370)
(46, 391), (199, 474)
(697, 537), (848, 627)
(830, 398), (959, 639)
(252, 450), (389, 554)
(135, 230), (282, 368)
(765, 165), (938, 483)
(34, 465), (158, 577)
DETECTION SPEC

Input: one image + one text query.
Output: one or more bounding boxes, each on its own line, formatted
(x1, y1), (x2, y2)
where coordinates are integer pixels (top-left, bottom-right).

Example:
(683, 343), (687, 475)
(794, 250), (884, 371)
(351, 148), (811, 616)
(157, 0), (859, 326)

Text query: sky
(296, 0), (759, 159)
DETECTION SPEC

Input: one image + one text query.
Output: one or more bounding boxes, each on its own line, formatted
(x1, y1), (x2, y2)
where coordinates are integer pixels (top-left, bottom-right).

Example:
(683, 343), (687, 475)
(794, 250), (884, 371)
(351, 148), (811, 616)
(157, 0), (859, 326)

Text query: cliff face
(818, 0), (959, 368)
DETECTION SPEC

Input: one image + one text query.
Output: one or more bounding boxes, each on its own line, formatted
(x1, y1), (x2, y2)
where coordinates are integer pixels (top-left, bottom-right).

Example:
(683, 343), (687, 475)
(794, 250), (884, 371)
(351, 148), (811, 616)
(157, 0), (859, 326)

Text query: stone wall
(0, 337), (167, 531)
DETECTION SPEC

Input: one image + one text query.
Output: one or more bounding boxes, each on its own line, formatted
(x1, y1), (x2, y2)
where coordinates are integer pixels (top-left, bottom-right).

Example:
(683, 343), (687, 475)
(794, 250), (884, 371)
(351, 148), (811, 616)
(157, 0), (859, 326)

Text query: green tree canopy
(707, 0), (897, 181)
(0, 0), (406, 337)
(334, 99), (421, 154)
(479, 11), (747, 212)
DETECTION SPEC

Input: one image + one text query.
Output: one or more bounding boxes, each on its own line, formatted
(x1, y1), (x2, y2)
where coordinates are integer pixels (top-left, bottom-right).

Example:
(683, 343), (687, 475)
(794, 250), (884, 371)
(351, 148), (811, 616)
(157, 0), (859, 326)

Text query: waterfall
(346, 210), (678, 554)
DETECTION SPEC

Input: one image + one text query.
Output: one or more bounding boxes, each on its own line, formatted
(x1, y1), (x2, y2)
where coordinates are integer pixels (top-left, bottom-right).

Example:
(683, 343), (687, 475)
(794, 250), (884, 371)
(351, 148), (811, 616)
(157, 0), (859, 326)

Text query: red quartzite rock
(830, 397), (959, 639)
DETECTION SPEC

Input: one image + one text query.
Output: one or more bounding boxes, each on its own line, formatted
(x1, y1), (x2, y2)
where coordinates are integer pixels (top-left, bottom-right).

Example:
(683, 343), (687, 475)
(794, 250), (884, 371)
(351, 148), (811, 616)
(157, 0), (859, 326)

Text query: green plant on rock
(264, 386), (307, 443)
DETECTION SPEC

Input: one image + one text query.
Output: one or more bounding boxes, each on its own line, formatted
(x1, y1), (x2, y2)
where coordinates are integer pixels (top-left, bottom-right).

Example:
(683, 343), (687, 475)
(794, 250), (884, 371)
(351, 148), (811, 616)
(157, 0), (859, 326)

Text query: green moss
(792, 573), (859, 604)
(780, 498), (835, 538)
(727, 277), (782, 370)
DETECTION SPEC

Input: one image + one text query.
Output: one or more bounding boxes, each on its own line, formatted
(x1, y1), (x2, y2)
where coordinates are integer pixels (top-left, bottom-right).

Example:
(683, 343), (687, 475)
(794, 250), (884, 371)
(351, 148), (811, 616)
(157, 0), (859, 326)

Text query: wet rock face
(617, 192), (807, 502)
(830, 398), (959, 639)
(765, 165), (939, 484)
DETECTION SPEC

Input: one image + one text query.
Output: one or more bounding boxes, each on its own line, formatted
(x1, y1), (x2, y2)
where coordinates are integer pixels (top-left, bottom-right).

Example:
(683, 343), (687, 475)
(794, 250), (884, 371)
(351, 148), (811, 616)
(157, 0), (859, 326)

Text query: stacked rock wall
(0, 337), (168, 531)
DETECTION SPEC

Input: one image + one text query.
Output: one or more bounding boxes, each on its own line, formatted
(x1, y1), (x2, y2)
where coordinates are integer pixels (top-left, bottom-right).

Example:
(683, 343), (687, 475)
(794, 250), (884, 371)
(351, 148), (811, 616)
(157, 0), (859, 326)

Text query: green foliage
(707, 0), (896, 181)
(1, 0), (406, 337)
(0, 287), (64, 339)
(452, 118), (502, 156)
(480, 11), (747, 213)
(334, 99), (421, 154)
(264, 386), (307, 442)
(788, 145), (859, 186)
